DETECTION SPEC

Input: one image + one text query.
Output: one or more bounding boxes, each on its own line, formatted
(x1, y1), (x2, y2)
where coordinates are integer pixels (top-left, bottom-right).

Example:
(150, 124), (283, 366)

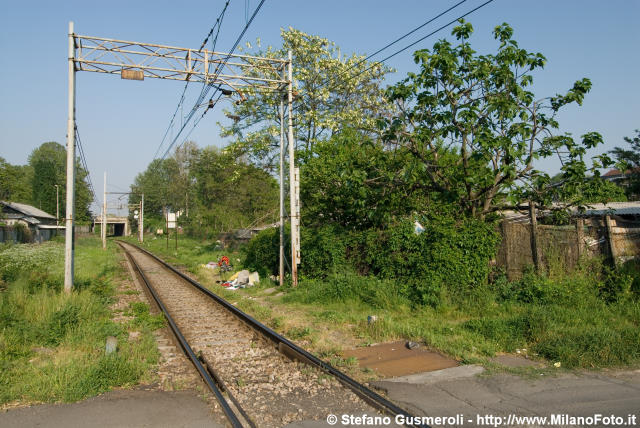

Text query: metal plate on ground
(342, 341), (458, 378)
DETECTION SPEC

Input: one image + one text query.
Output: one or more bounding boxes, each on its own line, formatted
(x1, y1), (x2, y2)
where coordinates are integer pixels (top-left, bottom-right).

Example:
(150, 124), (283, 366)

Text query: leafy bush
(300, 225), (348, 278)
(354, 216), (500, 305)
(243, 226), (290, 277)
(599, 266), (634, 303)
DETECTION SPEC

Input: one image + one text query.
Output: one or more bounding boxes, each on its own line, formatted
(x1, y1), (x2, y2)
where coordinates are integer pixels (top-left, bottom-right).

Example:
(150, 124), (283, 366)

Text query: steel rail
(118, 242), (247, 428)
(120, 240), (428, 428)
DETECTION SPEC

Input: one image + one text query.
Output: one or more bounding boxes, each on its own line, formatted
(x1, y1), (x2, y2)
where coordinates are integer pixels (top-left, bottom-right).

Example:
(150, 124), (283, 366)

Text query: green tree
(300, 128), (424, 230)
(190, 147), (278, 236)
(610, 129), (640, 198)
(220, 28), (393, 170)
(130, 158), (175, 220)
(382, 20), (611, 218)
(28, 142), (92, 220)
(0, 157), (33, 203)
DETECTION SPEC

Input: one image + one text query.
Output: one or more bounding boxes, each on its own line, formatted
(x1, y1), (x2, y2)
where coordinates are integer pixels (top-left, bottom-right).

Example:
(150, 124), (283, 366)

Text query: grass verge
(120, 235), (640, 372)
(0, 236), (161, 405)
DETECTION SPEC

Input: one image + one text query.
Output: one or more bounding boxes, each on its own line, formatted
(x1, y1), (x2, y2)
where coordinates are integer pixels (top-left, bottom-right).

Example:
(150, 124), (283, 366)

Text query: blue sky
(1, 0), (638, 214)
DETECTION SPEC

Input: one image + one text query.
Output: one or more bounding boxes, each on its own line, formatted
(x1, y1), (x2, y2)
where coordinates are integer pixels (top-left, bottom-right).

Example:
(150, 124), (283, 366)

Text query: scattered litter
(203, 261), (219, 270)
(553, 362), (561, 368)
(414, 221), (425, 235)
(248, 271), (259, 286)
(406, 341), (420, 350)
(367, 315), (378, 324)
(217, 270), (260, 291)
(236, 270), (250, 285)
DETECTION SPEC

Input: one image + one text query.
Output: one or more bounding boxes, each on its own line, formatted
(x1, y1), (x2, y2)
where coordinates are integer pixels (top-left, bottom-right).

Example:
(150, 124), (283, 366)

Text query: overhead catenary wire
(74, 126), (98, 207)
(153, 1), (232, 160)
(159, 0), (267, 160)
(328, 0), (497, 90)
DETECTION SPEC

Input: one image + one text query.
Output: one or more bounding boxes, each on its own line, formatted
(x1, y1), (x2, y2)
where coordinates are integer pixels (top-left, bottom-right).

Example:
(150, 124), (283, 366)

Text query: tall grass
(282, 261), (640, 369)
(0, 237), (160, 404)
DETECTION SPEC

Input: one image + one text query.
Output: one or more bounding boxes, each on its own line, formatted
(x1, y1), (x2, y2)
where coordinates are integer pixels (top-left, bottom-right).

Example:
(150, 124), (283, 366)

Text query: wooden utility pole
(576, 218), (584, 260)
(529, 201), (541, 273)
(605, 215), (618, 266)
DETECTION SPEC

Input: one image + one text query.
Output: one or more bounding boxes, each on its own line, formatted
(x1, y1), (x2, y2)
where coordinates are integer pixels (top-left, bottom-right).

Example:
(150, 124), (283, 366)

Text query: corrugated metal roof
(1, 201), (56, 219)
(575, 201), (640, 216)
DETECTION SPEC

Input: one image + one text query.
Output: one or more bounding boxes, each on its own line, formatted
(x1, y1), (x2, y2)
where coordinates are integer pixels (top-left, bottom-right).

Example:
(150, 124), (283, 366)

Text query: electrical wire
(314, 0), (469, 90)
(74, 127), (98, 208)
(159, 0), (267, 160)
(329, 0), (497, 89)
(153, 1), (232, 160)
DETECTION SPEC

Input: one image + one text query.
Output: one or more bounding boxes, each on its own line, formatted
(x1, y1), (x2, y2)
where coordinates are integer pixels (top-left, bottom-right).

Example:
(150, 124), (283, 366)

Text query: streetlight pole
(54, 185), (59, 226)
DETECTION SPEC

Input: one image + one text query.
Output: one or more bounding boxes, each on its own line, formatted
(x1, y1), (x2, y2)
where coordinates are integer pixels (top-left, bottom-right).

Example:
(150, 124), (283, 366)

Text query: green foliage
(190, 146), (278, 236)
(610, 129), (640, 198)
(382, 20), (610, 218)
(0, 157), (33, 203)
(45, 303), (80, 345)
(300, 129), (423, 230)
(284, 272), (409, 310)
(0, 237), (158, 405)
(598, 266), (635, 303)
(222, 28), (393, 170)
(28, 142), (92, 221)
(300, 225), (348, 278)
(128, 302), (166, 331)
(131, 143), (278, 238)
(243, 226), (289, 277)
(0, 241), (63, 282)
(352, 216), (500, 305)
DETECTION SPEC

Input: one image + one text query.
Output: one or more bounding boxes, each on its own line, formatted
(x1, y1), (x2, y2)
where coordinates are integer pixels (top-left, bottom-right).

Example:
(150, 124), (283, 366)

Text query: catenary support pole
(279, 95), (285, 286)
(140, 194), (144, 243)
(64, 21), (76, 293)
(287, 50), (298, 287)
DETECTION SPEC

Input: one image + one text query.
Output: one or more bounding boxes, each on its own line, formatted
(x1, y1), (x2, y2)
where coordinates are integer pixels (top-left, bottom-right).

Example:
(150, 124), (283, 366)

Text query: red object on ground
(218, 256), (230, 267)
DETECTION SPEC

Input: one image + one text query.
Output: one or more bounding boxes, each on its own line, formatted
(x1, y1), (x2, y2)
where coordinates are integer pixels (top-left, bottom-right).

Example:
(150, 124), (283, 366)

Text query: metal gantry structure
(64, 22), (300, 291)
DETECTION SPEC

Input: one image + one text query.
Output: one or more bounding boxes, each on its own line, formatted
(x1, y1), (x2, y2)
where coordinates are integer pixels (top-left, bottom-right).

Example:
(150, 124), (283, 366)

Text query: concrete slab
(378, 365), (485, 385)
(0, 389), (223, 428)
(372, 368), (640, 427)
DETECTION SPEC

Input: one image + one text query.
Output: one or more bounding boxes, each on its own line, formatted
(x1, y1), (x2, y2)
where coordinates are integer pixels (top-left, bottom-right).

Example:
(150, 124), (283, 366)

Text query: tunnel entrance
(113, 223), (125, 236)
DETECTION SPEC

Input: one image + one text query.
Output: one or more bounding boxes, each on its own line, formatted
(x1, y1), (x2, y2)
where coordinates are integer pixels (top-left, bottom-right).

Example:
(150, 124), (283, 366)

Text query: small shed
(0, 201), (62, 243)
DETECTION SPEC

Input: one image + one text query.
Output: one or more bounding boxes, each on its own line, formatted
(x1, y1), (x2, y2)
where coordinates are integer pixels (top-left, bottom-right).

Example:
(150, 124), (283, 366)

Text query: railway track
(118, 241), (426, 427)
